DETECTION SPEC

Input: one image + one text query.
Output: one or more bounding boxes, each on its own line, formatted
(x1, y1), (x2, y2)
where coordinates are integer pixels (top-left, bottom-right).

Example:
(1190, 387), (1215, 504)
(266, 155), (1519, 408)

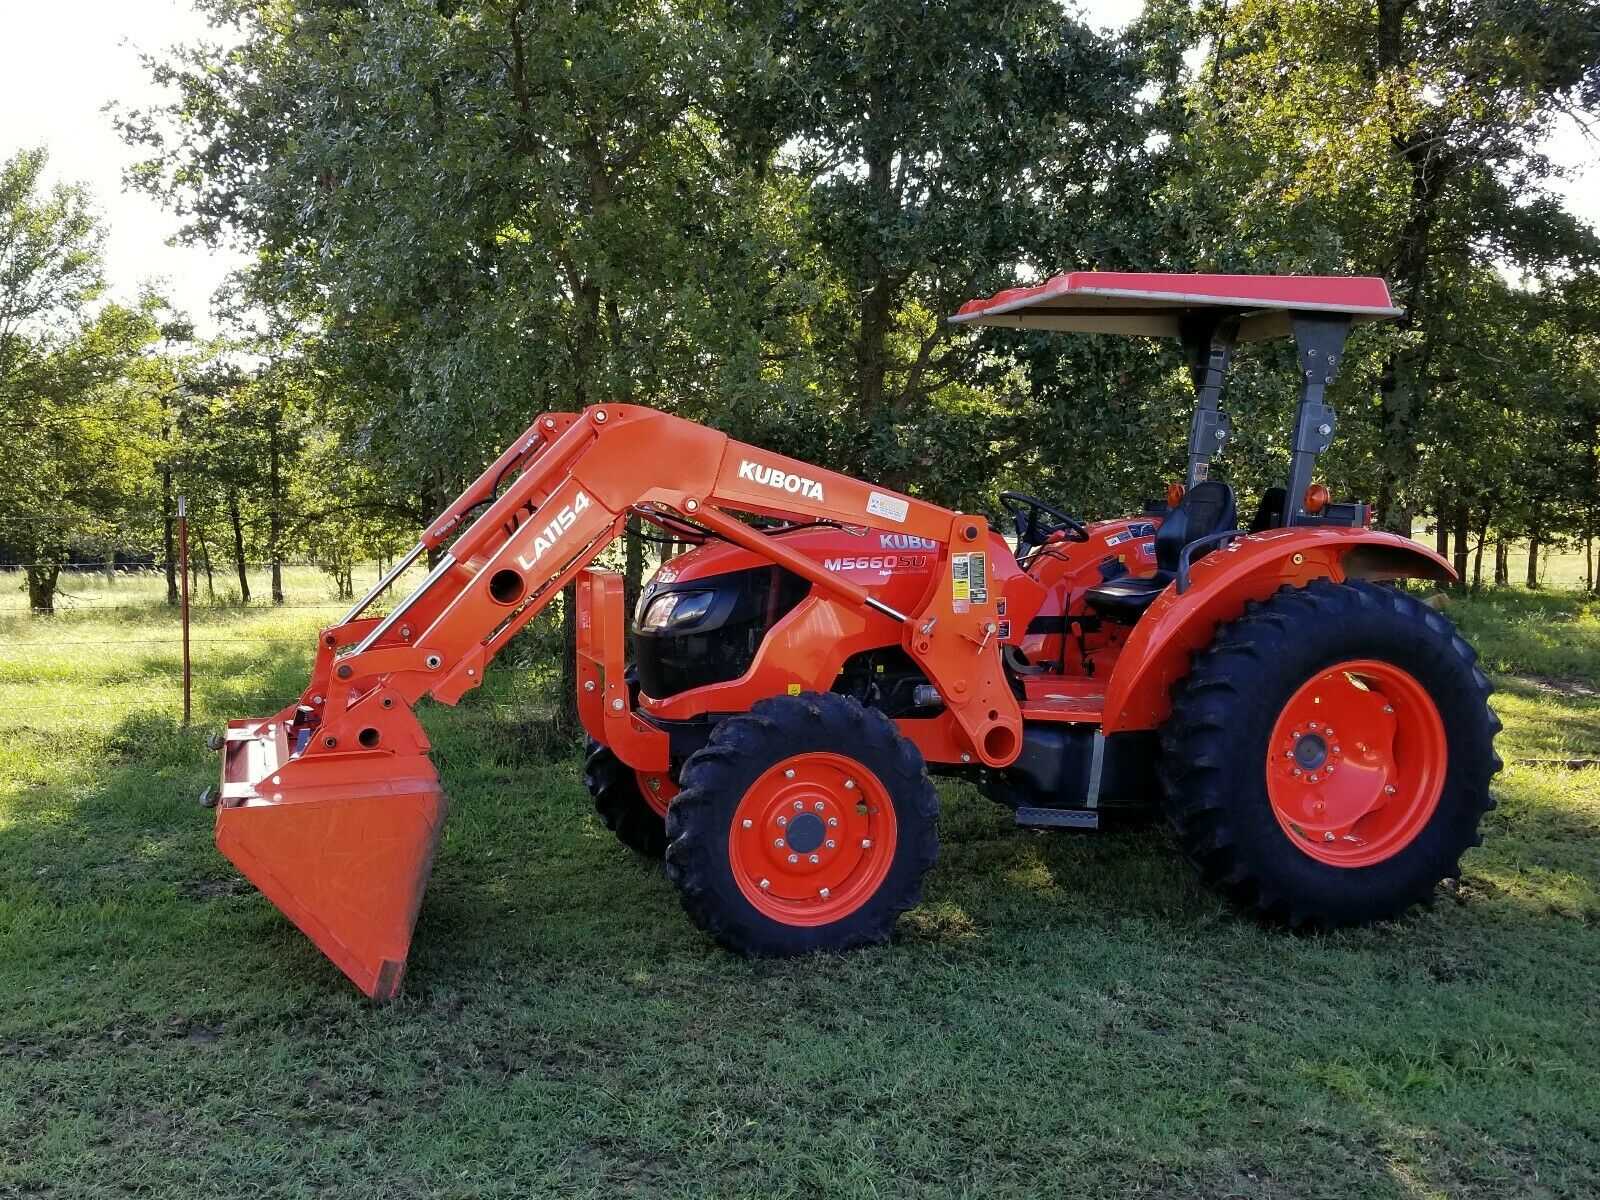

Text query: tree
(1156, 0), (1600, 533)
(0, 149), (162, 612)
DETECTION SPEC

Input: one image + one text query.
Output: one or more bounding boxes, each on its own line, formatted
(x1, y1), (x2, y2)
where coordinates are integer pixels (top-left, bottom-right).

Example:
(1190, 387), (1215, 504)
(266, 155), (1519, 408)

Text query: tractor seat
(1084, 481), (1237, 622)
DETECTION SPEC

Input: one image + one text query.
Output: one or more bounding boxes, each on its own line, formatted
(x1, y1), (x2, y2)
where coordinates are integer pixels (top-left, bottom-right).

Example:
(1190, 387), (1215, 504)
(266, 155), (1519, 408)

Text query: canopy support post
(1285, 313), (1353, 525)
(1179, 312), (1240, 490)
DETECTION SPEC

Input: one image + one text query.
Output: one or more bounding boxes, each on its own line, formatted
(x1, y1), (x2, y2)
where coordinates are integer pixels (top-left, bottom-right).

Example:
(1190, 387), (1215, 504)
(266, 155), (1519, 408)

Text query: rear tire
(1159, 579), (1500, 928)
(584, 738), (673, 859)
(665, 692), (938, 957)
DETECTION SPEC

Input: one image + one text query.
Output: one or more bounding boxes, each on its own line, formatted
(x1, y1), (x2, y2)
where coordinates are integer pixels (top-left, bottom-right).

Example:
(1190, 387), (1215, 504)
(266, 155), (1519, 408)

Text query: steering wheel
(998, 491), (1090, 551)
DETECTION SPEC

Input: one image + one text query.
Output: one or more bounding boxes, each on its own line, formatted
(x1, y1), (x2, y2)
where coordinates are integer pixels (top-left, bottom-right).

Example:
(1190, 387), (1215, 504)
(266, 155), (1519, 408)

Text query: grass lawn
(1, 566), (1598, 1198)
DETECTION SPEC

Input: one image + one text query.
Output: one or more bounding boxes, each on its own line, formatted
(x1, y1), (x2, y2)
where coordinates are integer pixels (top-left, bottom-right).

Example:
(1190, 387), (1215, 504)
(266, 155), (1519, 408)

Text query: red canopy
(951, 272), (1401, 342)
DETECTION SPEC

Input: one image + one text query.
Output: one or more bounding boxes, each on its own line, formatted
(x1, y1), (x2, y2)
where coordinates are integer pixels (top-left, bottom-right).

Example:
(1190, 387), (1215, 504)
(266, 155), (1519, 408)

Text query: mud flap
(215, 719), (447, 1001)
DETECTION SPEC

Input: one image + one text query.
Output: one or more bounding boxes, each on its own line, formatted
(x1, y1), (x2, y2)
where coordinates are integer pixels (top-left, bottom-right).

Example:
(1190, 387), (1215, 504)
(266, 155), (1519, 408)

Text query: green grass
(2, 567), (1598, 1198)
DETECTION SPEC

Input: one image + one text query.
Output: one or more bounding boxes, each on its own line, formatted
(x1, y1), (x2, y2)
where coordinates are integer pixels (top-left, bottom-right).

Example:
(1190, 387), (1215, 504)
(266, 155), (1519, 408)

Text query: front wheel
(1160, 579), (1500, 928)
(665, 692), (938, 956)
(584, 738), (677, 859)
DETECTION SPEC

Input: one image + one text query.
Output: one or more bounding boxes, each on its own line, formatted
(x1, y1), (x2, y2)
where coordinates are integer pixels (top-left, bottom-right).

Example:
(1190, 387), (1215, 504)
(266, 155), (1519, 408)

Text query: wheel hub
(727, 752), (897, 925)
(1291, 731), (1329, 771)
(1265, 660), (1447, 868)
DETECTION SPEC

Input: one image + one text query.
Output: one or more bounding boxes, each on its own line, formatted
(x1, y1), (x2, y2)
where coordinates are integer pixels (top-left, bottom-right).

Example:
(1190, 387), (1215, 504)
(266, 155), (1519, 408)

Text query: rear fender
(1101, 528), (1454, 733)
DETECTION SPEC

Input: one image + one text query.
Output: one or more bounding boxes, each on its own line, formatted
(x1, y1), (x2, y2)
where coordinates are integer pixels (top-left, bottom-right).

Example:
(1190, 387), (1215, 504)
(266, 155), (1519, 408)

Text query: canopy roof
(951, 272), (1401, 342)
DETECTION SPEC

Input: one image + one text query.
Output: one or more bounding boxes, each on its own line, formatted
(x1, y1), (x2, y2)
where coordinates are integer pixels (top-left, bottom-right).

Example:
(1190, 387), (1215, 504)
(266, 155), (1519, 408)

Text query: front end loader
(209, 273), (1500, 1000)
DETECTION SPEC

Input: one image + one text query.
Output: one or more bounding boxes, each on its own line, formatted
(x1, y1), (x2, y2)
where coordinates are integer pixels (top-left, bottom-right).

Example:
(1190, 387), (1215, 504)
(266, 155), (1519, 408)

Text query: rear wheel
(665, 692), (938, 956)
(584, 738), (677, 859)
(1160, 579), (1500, 927)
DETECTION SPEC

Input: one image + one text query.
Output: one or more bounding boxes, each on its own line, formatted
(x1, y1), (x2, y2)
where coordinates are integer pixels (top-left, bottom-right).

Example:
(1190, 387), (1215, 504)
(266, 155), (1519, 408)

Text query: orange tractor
(207, 273), (1500, 1000)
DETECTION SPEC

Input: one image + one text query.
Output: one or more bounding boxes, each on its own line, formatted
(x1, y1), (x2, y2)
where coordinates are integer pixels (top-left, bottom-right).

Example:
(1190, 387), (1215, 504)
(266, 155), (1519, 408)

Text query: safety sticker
(786, 683), (803, 696)
(952, 551), (988, 612)
(1105, 522), (1157, 547)
(867, 491), (909, 523)
(997, 620), (1011, 640)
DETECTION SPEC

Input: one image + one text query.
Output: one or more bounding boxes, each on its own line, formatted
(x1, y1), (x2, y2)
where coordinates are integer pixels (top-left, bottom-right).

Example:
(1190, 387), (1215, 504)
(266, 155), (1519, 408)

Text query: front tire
(584, 738), (676, 859)
(1159, 579), (1500, 928)
(665, 692), (938, 957)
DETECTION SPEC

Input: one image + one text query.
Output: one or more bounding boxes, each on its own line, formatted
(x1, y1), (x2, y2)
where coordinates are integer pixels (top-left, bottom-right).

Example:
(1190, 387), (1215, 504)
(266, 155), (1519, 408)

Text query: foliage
(0, 148), (165, 612)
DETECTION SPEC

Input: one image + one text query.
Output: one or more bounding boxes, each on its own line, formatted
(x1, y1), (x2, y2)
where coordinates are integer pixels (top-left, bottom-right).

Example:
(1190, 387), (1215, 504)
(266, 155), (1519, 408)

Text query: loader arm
(214, 404), (1019, 1000)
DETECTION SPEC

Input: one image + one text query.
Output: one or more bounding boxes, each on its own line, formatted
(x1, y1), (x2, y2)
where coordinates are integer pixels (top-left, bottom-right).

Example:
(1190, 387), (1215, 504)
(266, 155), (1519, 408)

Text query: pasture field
(1, 565), (1597, 1198)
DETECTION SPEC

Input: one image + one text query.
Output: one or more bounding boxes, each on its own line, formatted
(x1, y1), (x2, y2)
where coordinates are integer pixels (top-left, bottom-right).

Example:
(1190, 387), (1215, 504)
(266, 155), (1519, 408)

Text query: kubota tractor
(209, 273), (1500, 1000)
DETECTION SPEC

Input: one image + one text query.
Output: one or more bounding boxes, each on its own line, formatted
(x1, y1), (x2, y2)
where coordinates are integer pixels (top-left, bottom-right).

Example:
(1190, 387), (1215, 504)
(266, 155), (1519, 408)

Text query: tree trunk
(624, 518), (644, 612)
(559, 583), (579, 727)
(228, 493), (251, 602)
(1451, 504), (1469, 582)
(162, 399), (178, 608)
(853, 81), (900, 484)
(1494, 536), (1508, 587)
(1433, 499), (1448, 559)
(26, 561), (59, 615)
(1471, 509), (1491, 593)
(1370, 1), (1448, 536)
(1526, 533), (1540, 588)
(268, 410), (285, 604)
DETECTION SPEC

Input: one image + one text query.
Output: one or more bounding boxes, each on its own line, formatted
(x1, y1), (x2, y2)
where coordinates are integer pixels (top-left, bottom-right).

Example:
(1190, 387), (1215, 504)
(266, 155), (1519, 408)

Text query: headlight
(639, 590), (715, 632)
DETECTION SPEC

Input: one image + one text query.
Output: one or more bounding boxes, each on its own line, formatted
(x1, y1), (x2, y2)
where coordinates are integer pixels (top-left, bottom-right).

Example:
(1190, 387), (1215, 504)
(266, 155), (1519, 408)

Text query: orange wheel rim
(1266, 659), (1447, 868)
(635, 770), (678, 819)
(727, 752), (898, 925)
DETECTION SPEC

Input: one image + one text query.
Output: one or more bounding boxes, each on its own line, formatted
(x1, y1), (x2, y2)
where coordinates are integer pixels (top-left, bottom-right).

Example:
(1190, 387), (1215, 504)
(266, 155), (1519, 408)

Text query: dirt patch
(1506, 672), (1599, 699)
(184, 877), (246, 900)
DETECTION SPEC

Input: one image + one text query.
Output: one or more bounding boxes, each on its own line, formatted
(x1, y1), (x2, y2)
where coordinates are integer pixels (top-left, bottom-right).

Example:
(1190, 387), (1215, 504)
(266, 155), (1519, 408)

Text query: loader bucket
(214, 718), (447, 1001)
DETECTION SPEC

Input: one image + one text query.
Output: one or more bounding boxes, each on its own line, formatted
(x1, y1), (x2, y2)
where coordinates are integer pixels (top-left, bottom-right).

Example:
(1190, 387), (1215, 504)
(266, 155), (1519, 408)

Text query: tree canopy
(8, 0), (1600, 613)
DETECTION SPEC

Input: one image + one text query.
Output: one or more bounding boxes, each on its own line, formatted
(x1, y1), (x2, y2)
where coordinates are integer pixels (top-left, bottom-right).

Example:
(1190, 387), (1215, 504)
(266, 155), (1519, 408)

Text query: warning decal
(951, 552), (989, 612)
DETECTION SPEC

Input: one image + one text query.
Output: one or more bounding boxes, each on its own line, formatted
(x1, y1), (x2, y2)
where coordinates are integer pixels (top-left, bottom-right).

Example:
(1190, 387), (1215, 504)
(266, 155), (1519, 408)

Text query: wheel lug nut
(1292, 769), (1302, 777)
(785, 769), (795, 779)
(788, 854), (798, 863)
(809, 854), (819, 864)
(827, 817), (838, 827)
(826, 839), (836, 849)
(774, 838), (785, 847)
(742, 819), (753, 829)
(759, 878), (770, 889)
(1308, 774), (1319, 782)
(1324, 832), (1335, 842)
(1383, 705), (1394, 714)
(1385, 785), (1397, 795)
(793, 801), (803, 811)
(861, 838), (872, 848)
(819, 887), (830, 899)
(777, 815), (788, 826)
(844, 780), (856, 790)
(814, 801), (825, 812)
